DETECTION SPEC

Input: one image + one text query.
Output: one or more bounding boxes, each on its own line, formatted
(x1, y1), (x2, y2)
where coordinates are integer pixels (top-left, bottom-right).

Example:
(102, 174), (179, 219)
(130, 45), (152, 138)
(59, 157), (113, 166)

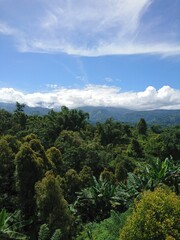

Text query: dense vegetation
(0, 103), (179, 240)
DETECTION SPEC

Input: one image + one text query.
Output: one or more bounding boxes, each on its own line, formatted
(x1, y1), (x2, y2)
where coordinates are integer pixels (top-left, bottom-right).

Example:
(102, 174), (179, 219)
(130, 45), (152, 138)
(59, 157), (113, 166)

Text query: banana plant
(75, 176), (122, 222)
(144, 158), (180, 192)
(0, 209), (28, 239)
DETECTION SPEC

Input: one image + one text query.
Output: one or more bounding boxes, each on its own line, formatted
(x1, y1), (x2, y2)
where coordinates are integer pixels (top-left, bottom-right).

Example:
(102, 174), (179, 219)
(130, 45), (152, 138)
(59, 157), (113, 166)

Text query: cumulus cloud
(0, 0), (180, 56)
(0, 85), (180, 110)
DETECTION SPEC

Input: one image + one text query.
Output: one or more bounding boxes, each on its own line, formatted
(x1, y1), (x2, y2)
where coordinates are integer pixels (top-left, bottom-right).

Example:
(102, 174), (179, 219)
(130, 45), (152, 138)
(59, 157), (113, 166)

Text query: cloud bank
(0, 0), (180, 56)
(0, 85), (180, 110)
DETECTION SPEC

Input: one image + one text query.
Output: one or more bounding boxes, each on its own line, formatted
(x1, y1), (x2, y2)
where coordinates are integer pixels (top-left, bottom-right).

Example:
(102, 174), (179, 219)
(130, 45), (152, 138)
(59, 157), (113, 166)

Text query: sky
(0, 0), (180, 110)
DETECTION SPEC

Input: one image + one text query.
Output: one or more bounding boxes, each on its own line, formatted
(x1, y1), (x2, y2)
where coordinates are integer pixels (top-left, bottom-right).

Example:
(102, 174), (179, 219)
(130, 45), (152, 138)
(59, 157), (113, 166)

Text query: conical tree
(35, 171), (72, 237)
(15, 143), (44, 219)
(137, 118), (147, 135)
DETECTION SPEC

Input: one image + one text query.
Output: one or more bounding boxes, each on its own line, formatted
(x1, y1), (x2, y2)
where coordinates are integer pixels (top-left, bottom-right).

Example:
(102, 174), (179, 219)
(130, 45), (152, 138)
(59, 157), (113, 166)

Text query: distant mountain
(79, 106), (180, 125)
(0, 102), (180, 125)
(0, 102), (50, 115)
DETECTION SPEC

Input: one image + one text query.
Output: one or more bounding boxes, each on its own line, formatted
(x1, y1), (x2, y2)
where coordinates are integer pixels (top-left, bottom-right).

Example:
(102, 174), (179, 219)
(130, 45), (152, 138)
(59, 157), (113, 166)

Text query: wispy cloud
(45, 84), (58, 89)
(0, 22), (18, 35)
(0, 0), (180, 56)
(0, 85), (179, 110)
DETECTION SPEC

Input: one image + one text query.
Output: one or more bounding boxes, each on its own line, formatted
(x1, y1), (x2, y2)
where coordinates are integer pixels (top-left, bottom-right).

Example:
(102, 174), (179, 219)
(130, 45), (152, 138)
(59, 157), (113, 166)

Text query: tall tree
(137, 118), (147, 135)
(15, 143), (44, 219)
(0, 138), (16, 211)
(35, 171), (72, 238)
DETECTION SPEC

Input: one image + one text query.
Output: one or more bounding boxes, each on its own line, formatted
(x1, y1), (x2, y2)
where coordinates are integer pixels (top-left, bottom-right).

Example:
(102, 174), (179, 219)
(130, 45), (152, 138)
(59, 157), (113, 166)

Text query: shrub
(119, 187), (180, 240)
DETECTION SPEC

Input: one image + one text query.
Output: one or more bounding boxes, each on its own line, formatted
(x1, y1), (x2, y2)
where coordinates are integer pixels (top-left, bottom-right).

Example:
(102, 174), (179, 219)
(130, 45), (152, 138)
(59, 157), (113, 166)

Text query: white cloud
(0, 22), (18, 35)
(0, 85), (180, 110)
(1, 0), (180, 56)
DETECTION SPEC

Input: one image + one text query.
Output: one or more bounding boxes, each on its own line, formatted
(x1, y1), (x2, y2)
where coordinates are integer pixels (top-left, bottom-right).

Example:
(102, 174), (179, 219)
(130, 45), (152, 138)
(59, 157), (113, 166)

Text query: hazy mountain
(79, 106), (180, 125)
(0, 102), (180, 125)
(0, 102), (50, 115)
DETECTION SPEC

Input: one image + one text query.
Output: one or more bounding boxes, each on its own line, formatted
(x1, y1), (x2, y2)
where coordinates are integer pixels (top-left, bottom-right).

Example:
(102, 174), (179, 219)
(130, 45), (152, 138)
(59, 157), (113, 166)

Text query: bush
(119, 187), (180, 240)
(76, 209), (132, 240)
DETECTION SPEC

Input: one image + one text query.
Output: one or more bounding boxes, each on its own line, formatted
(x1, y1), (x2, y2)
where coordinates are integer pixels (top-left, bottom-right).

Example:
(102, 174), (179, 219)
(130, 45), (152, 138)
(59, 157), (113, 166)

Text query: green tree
(115, 158), (134, 182)
(161, 125), (180, 161)
(119, 187), (180, 240)
(35, 171), (72, 237)
(145, 134), (168, 160)
(0, 138), (16, 211)
(64, 169), (81, 203)
(14, 102), (25, 113)
(127, 139), (144, 158)
(0, 109), (13, 135)
(15, 143), (44, 219)
(46, 147), (63, 175)
(60, 106), (89, 131)
(137, 118), (147, 135)
(13, 102), (27, 133)
(100, 168), (115, 184)
(79, 165), (93, 188)
(96, 119), (124, 146)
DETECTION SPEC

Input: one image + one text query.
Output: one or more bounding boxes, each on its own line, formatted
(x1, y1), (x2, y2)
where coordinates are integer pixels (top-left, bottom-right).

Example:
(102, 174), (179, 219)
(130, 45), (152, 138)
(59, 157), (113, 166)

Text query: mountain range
(0, 102), (180, 125)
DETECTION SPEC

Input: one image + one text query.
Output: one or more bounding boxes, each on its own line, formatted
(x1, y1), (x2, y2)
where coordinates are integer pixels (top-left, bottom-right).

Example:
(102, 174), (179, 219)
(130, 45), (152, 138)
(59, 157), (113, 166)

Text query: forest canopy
(0, 103), (179, 240)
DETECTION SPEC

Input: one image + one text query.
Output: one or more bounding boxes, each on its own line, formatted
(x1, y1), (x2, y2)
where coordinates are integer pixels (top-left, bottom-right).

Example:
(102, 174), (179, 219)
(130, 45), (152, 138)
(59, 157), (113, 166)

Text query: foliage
(38, 224), (62, 240)
(79, 165), (93, 188)
(137, 118), (147, 135)
(119, 187), (180, 240)
(0, 105), (180, 239)
(46, 147), (62, 174)
(0, 138), (16, 211)
(35, 171), (72, 236)
(0, 109), (13, 135)
(38, 224), (50, 240)
(64, 169), (81, 203)
(140, 158), (180, 193)
(51, 229), (62, 240)
(76, 209), (132, 240)
(75, 176), (127, 222)
(127, 139), (144, 158)
(115, 158), (135, 182)
(0, 209), (28, 239)
(15, 143), (44, 219)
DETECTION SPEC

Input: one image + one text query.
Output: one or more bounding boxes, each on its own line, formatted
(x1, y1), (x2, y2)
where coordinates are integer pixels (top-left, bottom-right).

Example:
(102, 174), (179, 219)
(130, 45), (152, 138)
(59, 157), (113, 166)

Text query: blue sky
(0, 0), (180, 110)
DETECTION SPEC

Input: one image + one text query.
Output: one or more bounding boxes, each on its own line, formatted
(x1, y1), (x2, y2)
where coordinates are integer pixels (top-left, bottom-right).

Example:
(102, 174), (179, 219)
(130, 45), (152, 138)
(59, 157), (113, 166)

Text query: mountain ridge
(0, 102), (180, 125)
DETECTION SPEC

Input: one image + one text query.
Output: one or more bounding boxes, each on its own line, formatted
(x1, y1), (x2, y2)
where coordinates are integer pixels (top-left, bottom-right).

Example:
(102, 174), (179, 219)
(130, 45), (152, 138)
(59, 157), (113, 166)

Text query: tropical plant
(0, 209), (28, 239)
(75, 176), (126, 222)
(51, 229), (62, 240)
(38, 224), (50, 240)
(76, 209), (132, 240)
(142, 158), (180, 192)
